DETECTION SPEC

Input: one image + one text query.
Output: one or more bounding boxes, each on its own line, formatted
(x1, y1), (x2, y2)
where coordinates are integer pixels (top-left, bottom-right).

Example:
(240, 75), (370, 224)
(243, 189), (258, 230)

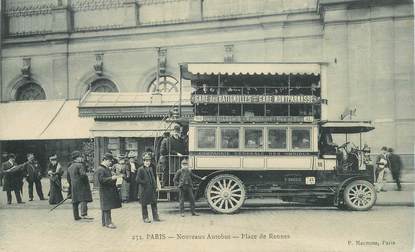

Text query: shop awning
(320, 121), (375, 134)
(0, 100), (94, 141)
(79, 92), (193, 119)
(182, 63), (321, 79)
(90, 120), (174, 138)
(39, 100), (94, 140)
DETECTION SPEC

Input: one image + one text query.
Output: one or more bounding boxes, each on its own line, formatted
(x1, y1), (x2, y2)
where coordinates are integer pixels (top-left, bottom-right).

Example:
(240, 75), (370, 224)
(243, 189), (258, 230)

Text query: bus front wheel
(343, 180), (377, 211)
(205, 174), (246, 214)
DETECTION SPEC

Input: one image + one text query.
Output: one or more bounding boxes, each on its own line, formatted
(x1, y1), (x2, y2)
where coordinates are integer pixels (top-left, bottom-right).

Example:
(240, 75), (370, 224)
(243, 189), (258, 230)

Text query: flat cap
(142, 152), (152, 160)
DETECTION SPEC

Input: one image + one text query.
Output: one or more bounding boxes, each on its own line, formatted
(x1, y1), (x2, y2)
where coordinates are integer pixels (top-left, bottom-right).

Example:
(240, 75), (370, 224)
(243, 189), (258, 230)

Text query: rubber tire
(205, 174), (246, 214)
(343, 180), (376, 211)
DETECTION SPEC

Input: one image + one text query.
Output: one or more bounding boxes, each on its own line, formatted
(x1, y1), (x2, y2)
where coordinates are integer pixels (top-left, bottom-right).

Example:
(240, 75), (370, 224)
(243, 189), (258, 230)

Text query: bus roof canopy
(181, 63), (321, 79)
(320, 121), (375, 134)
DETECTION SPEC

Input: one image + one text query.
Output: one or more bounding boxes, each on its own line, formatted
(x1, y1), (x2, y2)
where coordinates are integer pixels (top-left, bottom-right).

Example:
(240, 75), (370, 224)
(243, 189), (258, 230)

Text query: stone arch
(76, 71), (121, 98)
(8, 75), (48, 101)
(138, 67), (180, 93)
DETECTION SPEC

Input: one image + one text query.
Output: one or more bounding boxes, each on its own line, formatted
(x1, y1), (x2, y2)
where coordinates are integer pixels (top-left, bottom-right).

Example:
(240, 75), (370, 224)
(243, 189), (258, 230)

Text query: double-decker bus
(159, 63), (376, 213)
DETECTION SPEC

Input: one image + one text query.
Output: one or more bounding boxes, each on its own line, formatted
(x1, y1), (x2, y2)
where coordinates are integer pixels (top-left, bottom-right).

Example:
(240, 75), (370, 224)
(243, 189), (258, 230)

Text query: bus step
(157, 186), (179, 201)
(247, 191), (335, 198)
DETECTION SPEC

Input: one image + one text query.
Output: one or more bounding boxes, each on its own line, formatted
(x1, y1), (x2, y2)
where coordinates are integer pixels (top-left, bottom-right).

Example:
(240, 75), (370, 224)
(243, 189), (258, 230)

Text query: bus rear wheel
(205, 174), (246, 214)
(343, 180), (376, 211)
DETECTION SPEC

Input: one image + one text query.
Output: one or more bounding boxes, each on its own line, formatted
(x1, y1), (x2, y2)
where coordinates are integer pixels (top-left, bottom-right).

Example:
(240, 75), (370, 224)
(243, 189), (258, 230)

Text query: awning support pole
(179, 64), (182, 117)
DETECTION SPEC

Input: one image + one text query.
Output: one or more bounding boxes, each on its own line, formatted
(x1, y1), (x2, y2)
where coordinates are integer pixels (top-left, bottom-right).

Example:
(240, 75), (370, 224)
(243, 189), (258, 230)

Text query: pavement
(0, 177), (413, 210)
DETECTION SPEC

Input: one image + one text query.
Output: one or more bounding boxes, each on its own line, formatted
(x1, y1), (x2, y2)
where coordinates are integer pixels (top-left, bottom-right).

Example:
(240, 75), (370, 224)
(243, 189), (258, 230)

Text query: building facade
(0, 0), (414, 168)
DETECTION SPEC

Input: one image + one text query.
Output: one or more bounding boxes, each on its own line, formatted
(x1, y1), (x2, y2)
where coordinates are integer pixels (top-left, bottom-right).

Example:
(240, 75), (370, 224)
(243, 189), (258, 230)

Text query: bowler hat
(8, 153), (16, 160)
(181, 159), (189, 165)
(381, 146), (388, 151)
(103, 152), (114, 161)
(71, 151), (82, 160)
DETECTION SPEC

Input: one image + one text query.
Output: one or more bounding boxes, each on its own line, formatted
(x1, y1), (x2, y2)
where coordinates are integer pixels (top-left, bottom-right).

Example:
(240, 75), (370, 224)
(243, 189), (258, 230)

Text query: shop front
(0, 100), (94, 171)
(78, 91), (193, 166)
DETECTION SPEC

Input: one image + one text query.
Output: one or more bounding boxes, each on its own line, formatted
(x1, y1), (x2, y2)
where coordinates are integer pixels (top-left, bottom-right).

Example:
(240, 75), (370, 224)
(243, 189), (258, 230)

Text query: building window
(89, 79), (118, 92)
(148, 75), (179, 93)
(15, 83), (46, 101)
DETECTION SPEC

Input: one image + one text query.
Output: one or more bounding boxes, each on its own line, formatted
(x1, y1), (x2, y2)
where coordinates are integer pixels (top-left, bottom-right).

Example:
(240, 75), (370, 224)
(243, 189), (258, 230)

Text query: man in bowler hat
(137, 153), (161, 223)
(2, 154), (25, 204)
(95, 153), (122, 229)
(67, 151), (93, 221)
(23, 153), (46, 201)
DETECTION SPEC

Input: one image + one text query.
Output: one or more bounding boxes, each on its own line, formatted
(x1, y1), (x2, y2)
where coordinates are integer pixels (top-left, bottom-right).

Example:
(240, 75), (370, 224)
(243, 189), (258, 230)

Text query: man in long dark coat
(95, 153), (122, 229)
(2, 154), (25, 204)
(137, 153), (161, 223)
(388, 148), (403, 191)
(159, 125), (187, 186)
(67, 151), (93, 221)
(126, 153), (139, 202)
(47, 154), (64, 205)
(23, 153), (46, 201)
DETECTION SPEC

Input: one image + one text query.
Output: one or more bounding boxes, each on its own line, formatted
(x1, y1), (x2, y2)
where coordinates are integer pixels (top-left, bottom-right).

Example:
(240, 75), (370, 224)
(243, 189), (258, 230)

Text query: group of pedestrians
(64, 150), (204, 229)
(1, 153), (47, 204)
(375, 146), (403, 192)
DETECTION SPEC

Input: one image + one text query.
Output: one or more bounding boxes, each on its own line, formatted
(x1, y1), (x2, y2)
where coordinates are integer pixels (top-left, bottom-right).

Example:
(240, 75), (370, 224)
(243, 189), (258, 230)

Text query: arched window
(89, 79), (118, 93)
(15, 82), (46, 101)
(148, 75), (179, 93)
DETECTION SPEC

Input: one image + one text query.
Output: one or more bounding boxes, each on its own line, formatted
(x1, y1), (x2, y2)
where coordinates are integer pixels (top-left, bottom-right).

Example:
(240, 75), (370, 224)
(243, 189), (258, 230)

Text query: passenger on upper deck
(195, 84), (217, 95)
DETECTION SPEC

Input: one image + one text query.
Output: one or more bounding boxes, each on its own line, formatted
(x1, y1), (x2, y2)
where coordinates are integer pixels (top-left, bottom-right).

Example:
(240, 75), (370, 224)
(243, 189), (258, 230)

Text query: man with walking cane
(67, 151), (93, 221)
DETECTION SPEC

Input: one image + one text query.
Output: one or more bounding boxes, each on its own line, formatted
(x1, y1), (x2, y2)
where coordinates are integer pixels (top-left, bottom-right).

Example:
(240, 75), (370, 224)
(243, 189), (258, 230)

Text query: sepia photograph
(0, 0), (414, 251)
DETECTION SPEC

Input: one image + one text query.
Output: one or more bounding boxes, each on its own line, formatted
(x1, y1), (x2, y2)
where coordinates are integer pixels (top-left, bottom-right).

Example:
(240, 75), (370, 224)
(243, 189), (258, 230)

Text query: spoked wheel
(205, 174), (246, 214)
(343, 180), (377, 211)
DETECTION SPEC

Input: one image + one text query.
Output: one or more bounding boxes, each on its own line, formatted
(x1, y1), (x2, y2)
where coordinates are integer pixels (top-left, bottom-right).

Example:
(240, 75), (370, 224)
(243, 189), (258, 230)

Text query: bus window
(292, 128), (311, 149)
(243, 104), (265, 116)
(221, 128), (239, 149)
(197, 128), (216, 148)
(268, 128), (287, 149)
(266, 104), (289, 116)
(196, 104), (218, 116)
(244, 128), (263, 148)
(219, 104), (241, 116)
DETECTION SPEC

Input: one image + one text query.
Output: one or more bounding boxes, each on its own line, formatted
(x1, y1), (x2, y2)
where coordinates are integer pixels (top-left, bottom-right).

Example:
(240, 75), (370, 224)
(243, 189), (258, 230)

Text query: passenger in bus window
(268, 129), (287, 149)
(292, 130), (310, 149)
(222, 131), (239, 149)
(196, 84), (216, 95)
(245, 130), (263, 148)
(198, 129), (216, 149)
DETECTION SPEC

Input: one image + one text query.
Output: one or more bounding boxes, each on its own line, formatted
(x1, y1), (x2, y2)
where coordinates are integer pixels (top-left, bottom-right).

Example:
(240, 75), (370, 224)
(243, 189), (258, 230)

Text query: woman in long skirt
(114, 156), (130, 202)
(126, 154), (139, 201)
(48, 155), (64, 205)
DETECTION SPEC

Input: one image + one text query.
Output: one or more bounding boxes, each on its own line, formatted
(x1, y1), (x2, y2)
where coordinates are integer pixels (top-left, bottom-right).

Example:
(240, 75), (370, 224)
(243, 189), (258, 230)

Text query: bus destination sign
(192, 95), (320, 104)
